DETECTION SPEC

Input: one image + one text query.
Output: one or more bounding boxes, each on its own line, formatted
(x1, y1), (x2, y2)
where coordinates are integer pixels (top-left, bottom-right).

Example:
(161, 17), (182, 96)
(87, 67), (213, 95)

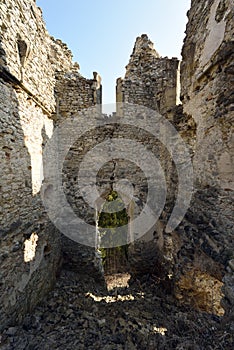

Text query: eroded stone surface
(116, 34), (180, 116)
(180, 0), (234, 326)
(1, 271), (233, 350)
(0, 0), (233, 336)
(0, 0), (102, 330)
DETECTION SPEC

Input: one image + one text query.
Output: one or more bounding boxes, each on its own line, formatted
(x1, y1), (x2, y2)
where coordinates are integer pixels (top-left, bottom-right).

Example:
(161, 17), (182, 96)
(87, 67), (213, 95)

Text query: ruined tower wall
(0, 0), (73, 113)
(52, 35), (180, 281)
(1, 0), (233, 331)
(115, 29), (231, 317)
(53, 74), (104, 280)
(116, 34), (180, 116)
(180, 0), (234, 323)
(55, 71), (102, 122)
(181, 0), (233, 191)
(0, 0), (102, 329)
(115, 35), (183, 281)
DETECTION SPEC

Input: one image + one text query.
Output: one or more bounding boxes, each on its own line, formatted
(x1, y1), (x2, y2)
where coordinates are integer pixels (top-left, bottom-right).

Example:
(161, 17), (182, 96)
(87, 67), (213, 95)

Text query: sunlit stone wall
(0, 0), (102, 329)
(179, 0), (234, 323)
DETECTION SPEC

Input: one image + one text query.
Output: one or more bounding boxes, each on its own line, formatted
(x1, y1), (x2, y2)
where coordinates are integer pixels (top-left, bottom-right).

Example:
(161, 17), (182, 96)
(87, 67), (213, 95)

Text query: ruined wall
(115, 27), (232, 318)
(1, 0), (233, 331)
(120, 3), (233, 319)
(0, 0), (102, 329)
(181, 0), (233, 191)
(0, 0), (74, 114)
(114, 35), (184, 287)
(178, 0), (234, 323)
(60, 114), (170, 280)
(54, 76), (104, 281)
(116, 34), (180, 117)
(55, 71), (102, 122)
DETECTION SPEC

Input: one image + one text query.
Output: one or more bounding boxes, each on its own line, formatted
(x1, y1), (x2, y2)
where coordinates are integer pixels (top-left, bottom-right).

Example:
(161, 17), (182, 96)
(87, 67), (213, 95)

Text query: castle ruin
(0, 0), (233, 347)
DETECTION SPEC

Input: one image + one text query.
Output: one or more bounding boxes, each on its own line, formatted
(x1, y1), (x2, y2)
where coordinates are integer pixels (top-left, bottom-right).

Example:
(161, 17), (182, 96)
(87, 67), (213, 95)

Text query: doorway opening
(98, 191), (129, 276)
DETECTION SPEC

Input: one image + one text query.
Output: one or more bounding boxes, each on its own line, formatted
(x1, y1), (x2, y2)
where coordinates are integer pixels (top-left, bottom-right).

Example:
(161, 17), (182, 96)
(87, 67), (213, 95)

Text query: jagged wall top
(117, 34), (179, 115)
(130, 34), (160, 59)
(125, 34), (161, 78)
(0, 0), (77, 113)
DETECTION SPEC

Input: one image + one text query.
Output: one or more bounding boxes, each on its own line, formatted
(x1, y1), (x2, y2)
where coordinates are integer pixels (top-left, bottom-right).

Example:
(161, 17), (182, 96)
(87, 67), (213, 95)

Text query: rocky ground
(0, 270), (233, 350)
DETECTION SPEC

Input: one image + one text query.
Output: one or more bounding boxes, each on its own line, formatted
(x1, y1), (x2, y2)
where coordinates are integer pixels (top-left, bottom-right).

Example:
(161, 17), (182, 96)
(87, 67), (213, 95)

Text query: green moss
(98, 191), (129, 269)
(98, 191), (128, 229)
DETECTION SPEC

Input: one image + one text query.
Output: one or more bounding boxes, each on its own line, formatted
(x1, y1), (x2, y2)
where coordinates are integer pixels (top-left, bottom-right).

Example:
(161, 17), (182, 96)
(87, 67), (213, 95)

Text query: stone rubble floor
(0, 270), (233, 350)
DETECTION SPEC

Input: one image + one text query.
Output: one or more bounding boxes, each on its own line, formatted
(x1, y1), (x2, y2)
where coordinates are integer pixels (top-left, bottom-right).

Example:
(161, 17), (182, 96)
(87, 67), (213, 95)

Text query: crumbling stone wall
(116, 34), (180, 117)
(60, 115), (170, 279)
(1, 0), (233, 332)
(181, 0), (233, 191)
(180, 0), (234, 325)
(0, 0), (73, 113)
(55, 71), (102, 122)
(0, 0), (102, 329)
(115, 22), (233, 320)
(54, 84), (104, 280)
(114, 36), (187, 287)
(115, 38), (184, 285)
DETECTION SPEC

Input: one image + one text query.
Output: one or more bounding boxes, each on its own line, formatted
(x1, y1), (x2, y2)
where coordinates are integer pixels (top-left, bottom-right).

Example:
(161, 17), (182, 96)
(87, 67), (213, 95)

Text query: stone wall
(53, 77), (104, 281)
(1, 0), (233, 332)
(55, 71), (102, 122)
(116, 34), (180, 117)
(115, 24), (233, 321)
(0, 0), (73, 114)
(0, 0), (102, 329)
(114, 35), (188, 288)
(60, 114), (171, 280)
(181, 0), (233, 191)
(180, 0), (234, 325)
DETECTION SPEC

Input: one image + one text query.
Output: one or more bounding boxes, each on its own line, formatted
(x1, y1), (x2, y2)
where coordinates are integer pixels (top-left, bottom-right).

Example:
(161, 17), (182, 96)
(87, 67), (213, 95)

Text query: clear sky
(36, 0), (191, 104)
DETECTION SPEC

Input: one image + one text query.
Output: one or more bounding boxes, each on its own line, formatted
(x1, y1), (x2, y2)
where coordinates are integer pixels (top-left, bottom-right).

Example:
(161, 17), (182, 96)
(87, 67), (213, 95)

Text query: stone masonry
(115, 4), (234, 321)
(0, 0), (233, 333)
(180, 0), (234, 326)
(0, 0), (102, 330)
(116, 34), (180, 117)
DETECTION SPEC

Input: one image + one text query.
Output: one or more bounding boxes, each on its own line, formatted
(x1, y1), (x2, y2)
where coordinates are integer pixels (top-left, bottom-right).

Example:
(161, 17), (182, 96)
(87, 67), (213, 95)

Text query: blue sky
(36, 0), (191, 104)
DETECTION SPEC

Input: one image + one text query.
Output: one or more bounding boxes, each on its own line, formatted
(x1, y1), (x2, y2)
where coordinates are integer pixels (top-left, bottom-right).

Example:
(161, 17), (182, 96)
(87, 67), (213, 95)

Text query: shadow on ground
(0, 270), (233, 350)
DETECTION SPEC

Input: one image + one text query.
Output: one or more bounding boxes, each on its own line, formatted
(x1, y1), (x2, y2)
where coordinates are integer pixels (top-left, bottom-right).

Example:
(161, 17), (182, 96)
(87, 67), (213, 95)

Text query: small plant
(98, 191), (129, 273)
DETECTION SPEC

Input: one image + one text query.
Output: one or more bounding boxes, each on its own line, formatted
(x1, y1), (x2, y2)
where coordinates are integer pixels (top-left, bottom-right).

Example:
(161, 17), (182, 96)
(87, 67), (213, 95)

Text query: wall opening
(24, 233), (38, 263)
(17, 38), (28, 67)
(97, 191), (129, 276)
